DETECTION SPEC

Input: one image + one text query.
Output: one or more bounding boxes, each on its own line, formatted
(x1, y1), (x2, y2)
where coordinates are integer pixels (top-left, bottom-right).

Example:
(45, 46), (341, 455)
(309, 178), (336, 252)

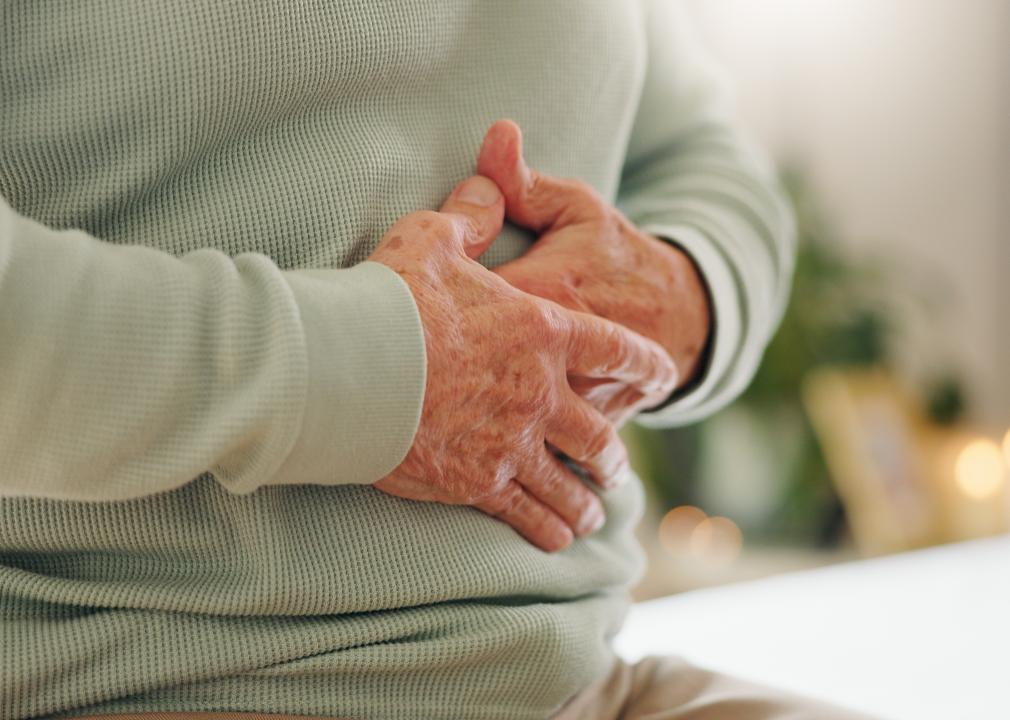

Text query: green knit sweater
(0, 2), (794, 718)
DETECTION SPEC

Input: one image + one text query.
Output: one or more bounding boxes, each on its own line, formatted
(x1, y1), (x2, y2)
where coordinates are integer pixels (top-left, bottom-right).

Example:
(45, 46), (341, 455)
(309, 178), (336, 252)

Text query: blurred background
(627, 0), (1010, 600)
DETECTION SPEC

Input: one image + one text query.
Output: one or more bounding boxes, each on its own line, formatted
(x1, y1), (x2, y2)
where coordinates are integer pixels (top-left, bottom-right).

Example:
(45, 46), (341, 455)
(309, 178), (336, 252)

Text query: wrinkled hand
(368, 175), (678, 551)
(478, 120), (711, 425)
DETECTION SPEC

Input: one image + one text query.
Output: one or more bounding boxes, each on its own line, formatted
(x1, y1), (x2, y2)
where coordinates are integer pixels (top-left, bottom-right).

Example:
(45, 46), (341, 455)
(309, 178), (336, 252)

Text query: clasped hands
(369, 120), (711, 551)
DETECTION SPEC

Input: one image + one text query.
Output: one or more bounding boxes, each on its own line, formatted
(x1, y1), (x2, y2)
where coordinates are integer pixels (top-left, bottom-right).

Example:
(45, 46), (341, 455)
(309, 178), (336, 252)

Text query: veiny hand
(478, 120), (712, 426)
(368, 175), (678, 551)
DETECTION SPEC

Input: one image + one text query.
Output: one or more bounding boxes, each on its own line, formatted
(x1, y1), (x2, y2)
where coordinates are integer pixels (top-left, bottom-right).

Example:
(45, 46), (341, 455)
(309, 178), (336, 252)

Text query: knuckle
(491, 484), (524, 516)
(454, 213), (483, 243)
(569, 179), (606, 211)
(583, 421), (614, 460)
(465, 466), (513, 506)
(603, 326), (630, 366)
(535, 460), (563, 494)
(528, 170), (547, 197)
(544, 387), (567, 419)
(577, 321), (619, 370)
(521, 297), (557, 338)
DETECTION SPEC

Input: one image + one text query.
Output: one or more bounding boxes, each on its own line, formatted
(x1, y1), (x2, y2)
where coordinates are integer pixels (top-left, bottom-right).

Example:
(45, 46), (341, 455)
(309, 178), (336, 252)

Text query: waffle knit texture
(0, 1), (795, 718)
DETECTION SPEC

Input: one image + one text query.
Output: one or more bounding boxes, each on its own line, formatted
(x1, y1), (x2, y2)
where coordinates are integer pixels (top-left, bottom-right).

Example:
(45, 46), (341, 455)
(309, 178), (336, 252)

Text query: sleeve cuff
(268, 260), (427, 487)
(634, 224), (743, 428)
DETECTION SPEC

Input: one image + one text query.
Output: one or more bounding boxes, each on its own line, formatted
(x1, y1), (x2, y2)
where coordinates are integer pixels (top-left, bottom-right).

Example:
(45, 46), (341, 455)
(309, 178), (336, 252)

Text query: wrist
(642, 233), (713, 390)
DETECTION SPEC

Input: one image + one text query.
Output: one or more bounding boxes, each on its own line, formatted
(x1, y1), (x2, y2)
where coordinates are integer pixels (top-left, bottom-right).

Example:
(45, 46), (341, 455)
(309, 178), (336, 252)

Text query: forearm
(620, 0), (796, 427)
(626, 113), (795, 429)
(0, 196), (425, 500)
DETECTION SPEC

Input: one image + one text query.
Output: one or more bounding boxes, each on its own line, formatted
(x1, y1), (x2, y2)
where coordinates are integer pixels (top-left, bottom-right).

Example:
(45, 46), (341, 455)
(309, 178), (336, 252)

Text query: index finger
(562, 308), (679, 402)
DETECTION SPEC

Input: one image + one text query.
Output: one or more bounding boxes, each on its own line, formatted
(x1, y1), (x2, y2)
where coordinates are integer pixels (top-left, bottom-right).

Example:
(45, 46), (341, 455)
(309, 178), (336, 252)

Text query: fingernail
(551, 525), (574, 551)
(456, 176), (501, 207)
(596, 444), (629, 487)
(580, 507), (605, 535)
(606, 461), (631, 490)
(647, 370), (678, 396)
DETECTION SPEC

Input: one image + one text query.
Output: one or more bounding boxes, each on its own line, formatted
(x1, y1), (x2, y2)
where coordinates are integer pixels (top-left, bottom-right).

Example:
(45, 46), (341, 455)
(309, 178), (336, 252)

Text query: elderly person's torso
(1, 2), (653, 718)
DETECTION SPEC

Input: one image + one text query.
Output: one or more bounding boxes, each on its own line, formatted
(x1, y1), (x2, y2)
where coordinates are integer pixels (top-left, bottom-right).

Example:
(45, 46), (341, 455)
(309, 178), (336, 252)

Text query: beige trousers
(67, 657), (875, 720)
(551, 656), (877, 720)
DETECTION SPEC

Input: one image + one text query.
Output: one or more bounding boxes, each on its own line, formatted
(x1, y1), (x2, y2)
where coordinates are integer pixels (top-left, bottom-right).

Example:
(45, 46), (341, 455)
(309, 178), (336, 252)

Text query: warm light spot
(1002, 428), (1010, 470)
(688, 516), (743, 565)
(955, 439), (1006, 500)
(659, 505), (706, 556)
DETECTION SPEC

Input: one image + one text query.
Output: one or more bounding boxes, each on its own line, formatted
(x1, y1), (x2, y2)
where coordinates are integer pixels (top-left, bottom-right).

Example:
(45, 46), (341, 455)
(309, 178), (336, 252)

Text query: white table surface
(614, 535), (1010, 720)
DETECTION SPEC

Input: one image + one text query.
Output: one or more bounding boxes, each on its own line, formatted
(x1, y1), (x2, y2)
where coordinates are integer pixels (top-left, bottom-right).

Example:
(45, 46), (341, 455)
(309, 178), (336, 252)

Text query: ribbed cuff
(271, 261), (426, 486)
(635, 224), (743, 428)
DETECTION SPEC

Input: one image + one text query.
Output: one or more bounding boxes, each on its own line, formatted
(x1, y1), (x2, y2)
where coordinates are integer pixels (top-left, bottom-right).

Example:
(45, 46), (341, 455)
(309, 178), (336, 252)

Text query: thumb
(477, 119), (606, 233)
(439, 175), (505, 260)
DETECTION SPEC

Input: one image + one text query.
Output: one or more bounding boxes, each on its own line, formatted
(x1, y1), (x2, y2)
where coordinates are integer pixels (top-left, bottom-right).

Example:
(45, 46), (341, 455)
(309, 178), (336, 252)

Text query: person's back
(1, 2), (795, 718)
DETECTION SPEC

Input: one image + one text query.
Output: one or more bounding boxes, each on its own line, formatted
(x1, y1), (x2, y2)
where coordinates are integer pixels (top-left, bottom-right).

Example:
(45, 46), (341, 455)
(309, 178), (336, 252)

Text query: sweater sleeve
(0, 195), (426, 501)
(617, 0), (796, 429)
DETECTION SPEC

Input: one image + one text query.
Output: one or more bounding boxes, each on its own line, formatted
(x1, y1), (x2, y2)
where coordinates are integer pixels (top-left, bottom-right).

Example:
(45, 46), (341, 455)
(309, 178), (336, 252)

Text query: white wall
(688, 0), (1010, 431)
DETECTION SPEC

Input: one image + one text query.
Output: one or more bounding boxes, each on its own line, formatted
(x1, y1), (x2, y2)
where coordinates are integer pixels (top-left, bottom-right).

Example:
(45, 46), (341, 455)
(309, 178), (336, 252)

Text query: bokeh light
(688, 516), (743, 565)
(659, 506), (743, 566)
(955, 439), (1006, 501)
(658, 505), (706, 556)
